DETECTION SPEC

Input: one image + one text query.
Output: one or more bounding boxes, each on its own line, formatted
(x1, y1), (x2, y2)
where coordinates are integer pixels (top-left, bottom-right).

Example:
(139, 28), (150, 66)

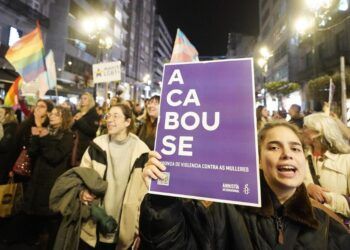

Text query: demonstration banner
(150, 58), (260, 206)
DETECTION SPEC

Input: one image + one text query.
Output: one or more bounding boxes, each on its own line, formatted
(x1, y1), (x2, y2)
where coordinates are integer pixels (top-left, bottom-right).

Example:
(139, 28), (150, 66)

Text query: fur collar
(243, 173), (319, 230)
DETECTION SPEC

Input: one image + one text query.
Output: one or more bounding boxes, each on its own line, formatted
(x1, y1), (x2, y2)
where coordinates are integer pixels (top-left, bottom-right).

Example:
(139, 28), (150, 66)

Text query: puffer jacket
(140, 173), (350, 250)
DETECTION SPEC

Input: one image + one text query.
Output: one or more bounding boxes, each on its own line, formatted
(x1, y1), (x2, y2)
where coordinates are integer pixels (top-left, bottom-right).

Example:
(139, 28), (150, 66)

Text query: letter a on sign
(168, 69), (184, 85)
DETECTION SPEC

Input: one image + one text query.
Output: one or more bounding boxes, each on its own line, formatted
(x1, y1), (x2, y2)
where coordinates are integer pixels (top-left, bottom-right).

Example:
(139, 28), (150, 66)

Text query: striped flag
(170, 29), (199, 63)
(5, 23), (45, 82)
(4, 76), (23, 106)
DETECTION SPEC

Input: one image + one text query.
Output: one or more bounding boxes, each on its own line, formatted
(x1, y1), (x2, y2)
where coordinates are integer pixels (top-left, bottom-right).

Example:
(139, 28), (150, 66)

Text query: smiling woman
(74, 103), (150, 249)
(139, 121), (350, 249)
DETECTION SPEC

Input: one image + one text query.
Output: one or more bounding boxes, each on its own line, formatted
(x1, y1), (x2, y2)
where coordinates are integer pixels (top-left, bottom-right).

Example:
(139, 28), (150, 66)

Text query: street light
(81, 15), (113, 100)
(257, 46), (272, 106)
(296, 0), (348, 122)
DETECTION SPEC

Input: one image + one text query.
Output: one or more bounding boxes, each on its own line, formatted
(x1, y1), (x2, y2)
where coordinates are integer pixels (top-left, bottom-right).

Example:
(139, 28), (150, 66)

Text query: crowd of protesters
(1, 93), (350, 249)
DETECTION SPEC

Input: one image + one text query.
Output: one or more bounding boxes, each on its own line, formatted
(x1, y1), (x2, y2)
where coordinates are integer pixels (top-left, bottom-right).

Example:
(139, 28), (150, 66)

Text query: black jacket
(0, 122), (18, 184)
(71, 108), (99, 162)
(24, 130), (74, 216)
(140, 174), (350, 249)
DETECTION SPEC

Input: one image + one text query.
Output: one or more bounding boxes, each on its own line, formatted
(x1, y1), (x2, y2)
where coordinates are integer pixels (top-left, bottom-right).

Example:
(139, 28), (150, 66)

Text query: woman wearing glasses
(78, 104), (150, 250)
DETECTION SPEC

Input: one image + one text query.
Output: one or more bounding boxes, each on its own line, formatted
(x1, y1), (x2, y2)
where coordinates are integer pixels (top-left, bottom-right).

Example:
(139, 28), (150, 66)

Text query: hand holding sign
(143, 151), (167, 188)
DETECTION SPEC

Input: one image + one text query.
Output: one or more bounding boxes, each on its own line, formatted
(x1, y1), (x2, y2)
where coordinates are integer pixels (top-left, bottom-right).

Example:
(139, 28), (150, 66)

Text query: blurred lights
(82, 16), (109, 34)
(338, 0), (349, 11)
(294, 16), (315, 34)
(259, 47), (272, 59)
(257, 58), (267, 68)
(305, 0), (333, 11)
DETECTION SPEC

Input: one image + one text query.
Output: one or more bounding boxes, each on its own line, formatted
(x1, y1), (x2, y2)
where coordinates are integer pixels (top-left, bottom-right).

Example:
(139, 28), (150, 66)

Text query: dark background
(156, 0), (259, 56)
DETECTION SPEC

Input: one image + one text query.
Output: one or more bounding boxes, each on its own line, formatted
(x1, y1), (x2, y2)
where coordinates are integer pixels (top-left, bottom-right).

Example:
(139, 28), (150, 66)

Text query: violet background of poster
(151, 59), (260, 206)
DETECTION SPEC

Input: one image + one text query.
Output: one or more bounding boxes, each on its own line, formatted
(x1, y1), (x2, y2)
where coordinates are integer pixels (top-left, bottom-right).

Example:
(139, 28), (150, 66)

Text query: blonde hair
(304, 113), (350, 154)
(78, 92), (95, 113)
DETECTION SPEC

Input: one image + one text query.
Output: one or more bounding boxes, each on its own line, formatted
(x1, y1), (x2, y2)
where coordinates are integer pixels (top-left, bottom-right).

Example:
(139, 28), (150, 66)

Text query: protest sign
(150, 58), (260, 207)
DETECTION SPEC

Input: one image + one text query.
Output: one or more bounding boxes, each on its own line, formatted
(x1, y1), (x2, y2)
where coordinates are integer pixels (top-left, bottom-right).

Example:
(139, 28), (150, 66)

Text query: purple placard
(151, 58), (261, 207)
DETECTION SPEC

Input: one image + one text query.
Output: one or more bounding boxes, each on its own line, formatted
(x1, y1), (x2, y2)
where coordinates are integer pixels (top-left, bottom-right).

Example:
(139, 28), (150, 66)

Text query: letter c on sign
(167, 89), (183, 106)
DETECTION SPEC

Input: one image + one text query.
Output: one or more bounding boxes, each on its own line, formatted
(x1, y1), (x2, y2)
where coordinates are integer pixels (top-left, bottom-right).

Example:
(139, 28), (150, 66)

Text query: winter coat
(79, 133), (149, 249)
(140, 172), (350, 250)
(16, 115), (50, 153)
(71, 107), (99, 163)
(304, 151), (350, 218)
(24, 130), (74, 216)
(0, 122), (18, 184)
(15, 115), (50, 173)
(49, 167), (108, 250)
(289, 116), (304, 129)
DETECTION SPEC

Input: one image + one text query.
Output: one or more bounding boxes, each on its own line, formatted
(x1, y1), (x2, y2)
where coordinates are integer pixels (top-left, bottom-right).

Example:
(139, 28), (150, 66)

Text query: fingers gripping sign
(142, 151), (167, 188)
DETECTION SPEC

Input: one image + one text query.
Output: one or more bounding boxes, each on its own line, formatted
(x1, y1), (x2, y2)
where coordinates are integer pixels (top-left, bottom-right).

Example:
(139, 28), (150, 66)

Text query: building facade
(257, 0), (301, 110)
(124, 0), (155, 101)
(152, 14), (172, 96)
(226, 32), (256, 58)
(0, 0), (157, 103)
(0, 0), (52, 98)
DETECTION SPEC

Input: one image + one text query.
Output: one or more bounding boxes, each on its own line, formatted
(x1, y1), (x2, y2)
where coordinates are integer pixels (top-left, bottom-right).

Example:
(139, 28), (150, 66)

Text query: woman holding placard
(139, 121), (350, 249)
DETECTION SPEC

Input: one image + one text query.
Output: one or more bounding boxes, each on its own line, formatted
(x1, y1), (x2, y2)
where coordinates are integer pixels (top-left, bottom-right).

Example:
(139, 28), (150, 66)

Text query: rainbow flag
(5, 24), (45, 83)
(170, 29), (199, 63)
(4, 76), (23, 106)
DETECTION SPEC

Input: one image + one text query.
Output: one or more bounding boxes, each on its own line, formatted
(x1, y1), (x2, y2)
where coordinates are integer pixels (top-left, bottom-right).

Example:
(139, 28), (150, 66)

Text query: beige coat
(79, 133), (149, 249)
(304, 151), (350, 218)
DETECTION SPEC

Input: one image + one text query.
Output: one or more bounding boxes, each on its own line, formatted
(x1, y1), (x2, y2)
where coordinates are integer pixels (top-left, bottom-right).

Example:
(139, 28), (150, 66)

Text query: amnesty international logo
(243, 184), (250, 195)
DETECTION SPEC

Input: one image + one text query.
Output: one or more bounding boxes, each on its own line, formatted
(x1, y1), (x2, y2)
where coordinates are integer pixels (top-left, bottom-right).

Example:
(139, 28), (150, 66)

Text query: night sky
(156, 0), (259, 57)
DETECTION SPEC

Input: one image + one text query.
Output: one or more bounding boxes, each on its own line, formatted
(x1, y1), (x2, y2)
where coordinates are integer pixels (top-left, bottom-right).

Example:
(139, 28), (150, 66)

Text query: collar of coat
(243, 172), (319, 230)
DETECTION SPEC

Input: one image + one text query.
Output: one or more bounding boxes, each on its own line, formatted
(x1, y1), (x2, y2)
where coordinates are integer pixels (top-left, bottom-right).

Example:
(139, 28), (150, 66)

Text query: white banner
(92, 61), (121, 84)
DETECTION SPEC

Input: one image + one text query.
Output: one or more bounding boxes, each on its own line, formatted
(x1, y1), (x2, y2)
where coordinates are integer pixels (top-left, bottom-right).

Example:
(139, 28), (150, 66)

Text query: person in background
(140, 121), (350, 249)
(272, 109), (287, 121)
(303, 113), (350, 220)
(0, 105), (18, 184)
(61, 100), (76, 115)
(77, 103), (149, 250)
(16, 99), (54, 179)
(288, 104), (304, 129)
(256, 105), (269, 130)
(137, 95), (160, 150)
(71, 92), (99, 164)
(24, 106), (74, 250)
(133, 102), (143, 117)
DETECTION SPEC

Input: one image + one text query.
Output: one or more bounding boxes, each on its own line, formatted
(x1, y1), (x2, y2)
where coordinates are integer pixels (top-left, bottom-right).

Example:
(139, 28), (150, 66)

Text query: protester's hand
(307, 183), (330, 204)
(31, 127), (40, 136)
(33, 111), (45, 127)
(79, 189), (96, 203)
(74, 113), (83, 121)
(39, 128), (49, 137)
(142, 151), (167, 188)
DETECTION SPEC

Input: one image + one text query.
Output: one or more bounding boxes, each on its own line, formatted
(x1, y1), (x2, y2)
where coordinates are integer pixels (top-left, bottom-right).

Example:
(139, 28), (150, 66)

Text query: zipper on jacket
(274, 215), (285, 245)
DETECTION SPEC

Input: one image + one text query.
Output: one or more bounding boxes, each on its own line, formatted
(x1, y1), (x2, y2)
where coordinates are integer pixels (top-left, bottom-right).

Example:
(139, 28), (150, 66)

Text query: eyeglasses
(35, 104), (47, 109)
(105, 113), (125, 120)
